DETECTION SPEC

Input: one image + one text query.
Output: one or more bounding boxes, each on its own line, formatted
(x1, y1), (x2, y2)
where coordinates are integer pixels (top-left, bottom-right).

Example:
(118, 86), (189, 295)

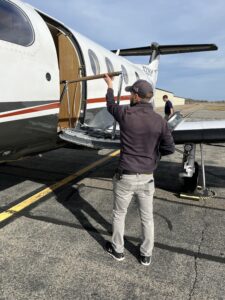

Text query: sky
(25, 0), (225, 101)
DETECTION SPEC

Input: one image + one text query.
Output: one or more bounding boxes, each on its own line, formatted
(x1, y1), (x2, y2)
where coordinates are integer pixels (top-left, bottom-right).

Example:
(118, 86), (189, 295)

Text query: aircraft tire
(181, 162), (199, 193)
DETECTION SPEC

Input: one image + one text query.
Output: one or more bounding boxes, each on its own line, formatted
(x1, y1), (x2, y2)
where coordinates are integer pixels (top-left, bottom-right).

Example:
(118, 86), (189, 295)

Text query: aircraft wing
(163, 112), (225, 144)
(172, 119), (225, 144)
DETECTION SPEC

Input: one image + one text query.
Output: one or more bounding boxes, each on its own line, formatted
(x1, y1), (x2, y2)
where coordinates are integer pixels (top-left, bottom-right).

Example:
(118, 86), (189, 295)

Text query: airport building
(155, 88), (185, 107)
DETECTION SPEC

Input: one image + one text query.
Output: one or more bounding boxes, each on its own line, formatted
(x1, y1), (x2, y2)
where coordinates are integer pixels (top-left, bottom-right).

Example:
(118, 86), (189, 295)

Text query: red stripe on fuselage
(0, 96), (129, 118)
(0, 102), (60, 118)
(86, 95), (130, 104)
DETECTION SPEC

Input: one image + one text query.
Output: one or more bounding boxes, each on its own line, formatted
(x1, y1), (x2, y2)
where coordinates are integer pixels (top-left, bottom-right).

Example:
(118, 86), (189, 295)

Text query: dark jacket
(106, 88), (175, 173)
(164, 100), (173, 115)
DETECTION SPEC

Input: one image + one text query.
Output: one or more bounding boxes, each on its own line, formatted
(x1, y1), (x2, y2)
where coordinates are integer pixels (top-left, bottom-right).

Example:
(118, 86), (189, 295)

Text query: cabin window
(121, 65), (129, 84)
(135, 72), (140, 80)
(105, 57), (114, 73)
(0, 0), (34, 46)
(88, 49), (100, 75)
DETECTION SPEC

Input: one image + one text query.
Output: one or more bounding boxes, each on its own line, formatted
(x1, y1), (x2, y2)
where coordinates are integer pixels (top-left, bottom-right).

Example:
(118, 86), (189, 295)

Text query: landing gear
(181, 161), (199, 193)
(179, 143), (214, 199)
(179, 143), (198, 192)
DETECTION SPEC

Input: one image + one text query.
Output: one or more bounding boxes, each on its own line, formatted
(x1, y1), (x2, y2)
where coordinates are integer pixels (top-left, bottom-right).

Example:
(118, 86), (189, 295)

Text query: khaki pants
(112, 173), (155, 256)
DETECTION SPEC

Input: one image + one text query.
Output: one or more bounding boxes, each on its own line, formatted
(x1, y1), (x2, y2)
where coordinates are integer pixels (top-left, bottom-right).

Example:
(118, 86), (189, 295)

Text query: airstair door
(59, 72), (123, 149)
(59, 108), (121, 149)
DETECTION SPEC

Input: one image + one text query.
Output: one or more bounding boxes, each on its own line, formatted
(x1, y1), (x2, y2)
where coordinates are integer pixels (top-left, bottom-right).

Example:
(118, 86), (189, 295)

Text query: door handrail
(60, 71), (122, 85)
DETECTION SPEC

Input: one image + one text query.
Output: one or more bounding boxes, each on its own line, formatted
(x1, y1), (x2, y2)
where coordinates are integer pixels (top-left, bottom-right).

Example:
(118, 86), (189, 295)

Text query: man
(104, 74), (175, 266)
(163, 94), (174, 120)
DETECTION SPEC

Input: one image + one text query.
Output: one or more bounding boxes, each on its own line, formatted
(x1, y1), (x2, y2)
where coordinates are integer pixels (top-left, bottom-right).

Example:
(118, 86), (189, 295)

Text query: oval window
(121, 65), (129, 84)
(105, 57), (114, 74)
(88, 49), (100, 75)
(0, 0), (34, 46)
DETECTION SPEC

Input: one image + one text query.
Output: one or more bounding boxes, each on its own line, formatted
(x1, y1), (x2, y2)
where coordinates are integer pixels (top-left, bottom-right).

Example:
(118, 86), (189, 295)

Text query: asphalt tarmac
(1, 107), (225, 300)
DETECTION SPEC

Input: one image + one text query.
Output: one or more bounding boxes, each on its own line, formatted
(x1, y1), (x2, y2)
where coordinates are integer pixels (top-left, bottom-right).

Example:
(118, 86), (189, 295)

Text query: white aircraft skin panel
(147, 56), (160, 89)
(175, 120), (225, 131)
(0, 0), (60, 102)
(24, 3), (158, 107)
(71, 30), (152, 102)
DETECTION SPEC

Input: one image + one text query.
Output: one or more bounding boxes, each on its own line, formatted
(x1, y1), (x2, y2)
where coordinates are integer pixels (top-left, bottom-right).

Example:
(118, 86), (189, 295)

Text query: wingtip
(211, 44), (218, 50)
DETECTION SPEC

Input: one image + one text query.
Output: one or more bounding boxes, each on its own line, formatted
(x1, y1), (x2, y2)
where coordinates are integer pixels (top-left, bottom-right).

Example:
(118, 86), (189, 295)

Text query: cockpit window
(0, 0), (34, 46)
(88, 49), (100, 75)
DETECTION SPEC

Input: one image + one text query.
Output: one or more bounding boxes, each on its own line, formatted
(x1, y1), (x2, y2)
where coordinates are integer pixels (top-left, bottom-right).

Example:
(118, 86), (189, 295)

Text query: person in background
(163, 94), (174, 120)
(104, 74), (175, 266)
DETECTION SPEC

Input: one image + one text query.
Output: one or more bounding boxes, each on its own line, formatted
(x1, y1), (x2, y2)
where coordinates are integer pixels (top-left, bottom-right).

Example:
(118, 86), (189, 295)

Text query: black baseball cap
(125, 80), (153, 98)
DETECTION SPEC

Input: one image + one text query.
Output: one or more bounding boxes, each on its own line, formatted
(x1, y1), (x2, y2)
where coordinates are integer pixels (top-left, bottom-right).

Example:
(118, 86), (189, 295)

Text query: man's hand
(104, 74), (113, 89)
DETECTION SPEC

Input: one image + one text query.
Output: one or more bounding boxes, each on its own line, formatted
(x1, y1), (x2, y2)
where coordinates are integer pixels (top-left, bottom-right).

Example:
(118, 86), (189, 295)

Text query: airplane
(0, 0), (224, 195)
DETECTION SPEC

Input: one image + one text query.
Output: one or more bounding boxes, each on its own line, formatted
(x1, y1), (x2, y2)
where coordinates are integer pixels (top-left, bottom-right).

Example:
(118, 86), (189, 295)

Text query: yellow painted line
(0, 150), (120, 222)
